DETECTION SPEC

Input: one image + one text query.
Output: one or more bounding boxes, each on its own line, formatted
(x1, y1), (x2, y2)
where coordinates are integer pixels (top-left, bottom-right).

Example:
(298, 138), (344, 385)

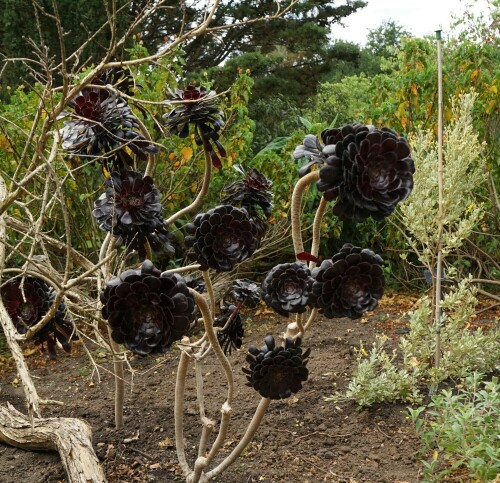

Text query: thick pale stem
(290, 171), (320, 256)
(291, 171), (319, 254)
(99, 233), (124, 429)
(190, 290), (234, 467)
(166, 151), (212, 225)
(294, 312), (305, 338)
(309, 196), (327, 269)
(304, 308), (318, 331)
(0, 175), (40, 420)
(161, 264), (201, 275)
(0, 403), (107, 483)
(202, 270), (215, 317)
(194, 352), (216, 459)
(206, 398), (271, 479)
(174, 341), (193, 477)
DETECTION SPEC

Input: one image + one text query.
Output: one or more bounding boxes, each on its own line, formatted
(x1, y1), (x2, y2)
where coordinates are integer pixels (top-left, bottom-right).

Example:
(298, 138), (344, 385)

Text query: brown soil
(1, 293), (427, 483)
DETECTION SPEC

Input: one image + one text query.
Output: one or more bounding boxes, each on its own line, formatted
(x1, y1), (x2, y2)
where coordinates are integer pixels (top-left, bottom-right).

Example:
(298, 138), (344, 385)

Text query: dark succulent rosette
(222, 167), (273, 238)
(310, 243), (385, 319)
(1, 276), (50, 331)
(293, 134), (329, 177)
(92, 170), (174, 260)
(61, 72), (157, 170)
(228, 278), (261, 308)
(184, 205), (260, 272)
(243, 335), (310, 400)
(96, 67), (136, 98)
(261, 262), (314, 317)
(222, 167), (273, 219)
(100, 260), (196, 356)
(183, 274), (206, 294)
(316, 123), (415, 221)
(0, 277), (75, 359)
(38, 289), (76, 359)
(164, 85), (226, 168)
(214, 303), (244, 355)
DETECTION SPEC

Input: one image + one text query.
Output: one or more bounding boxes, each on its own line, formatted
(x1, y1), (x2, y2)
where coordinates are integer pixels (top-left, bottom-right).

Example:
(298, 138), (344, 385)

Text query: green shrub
(409, 373), (500, 481)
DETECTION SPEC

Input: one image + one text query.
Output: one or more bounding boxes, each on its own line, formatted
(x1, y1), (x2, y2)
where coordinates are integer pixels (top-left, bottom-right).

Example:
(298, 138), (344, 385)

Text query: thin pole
(434, 30), (444, 369)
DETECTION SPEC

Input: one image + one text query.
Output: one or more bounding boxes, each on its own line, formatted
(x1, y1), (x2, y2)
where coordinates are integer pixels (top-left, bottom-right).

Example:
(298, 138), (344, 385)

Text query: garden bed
(0, 293), (440, 482)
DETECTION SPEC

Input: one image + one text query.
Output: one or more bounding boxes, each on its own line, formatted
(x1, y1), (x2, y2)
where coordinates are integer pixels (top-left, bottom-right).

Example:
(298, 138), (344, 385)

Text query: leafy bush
(409, 373), (500, 481)
(330, 336), (422, 406)
(335, 277), (500, 407)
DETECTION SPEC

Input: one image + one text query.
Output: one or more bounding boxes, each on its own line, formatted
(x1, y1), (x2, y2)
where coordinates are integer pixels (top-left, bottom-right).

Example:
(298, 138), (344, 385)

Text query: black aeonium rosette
(39, 288), (76, 359)
(222, 167), (273, 238)
(92, 170), (174, 260)
(164, 85), (226, 169)
(100, 260), (196, 356)
(222, 167), (273, 219)
(228, 279), (261, 308)
(183, 274), (206, 294)
(243, 335), (310, 400)
(184, 205), (260, 272)
(310, 243), (385, 319)
(61, 71), (157, 170)
(293, 134), (332, 177)
(96, 67), (136, 98)
(261, 262), (314, 317)
(214, 303), (244, 355)
(316, 123), (414, 221)
(1, 277), (75, 359)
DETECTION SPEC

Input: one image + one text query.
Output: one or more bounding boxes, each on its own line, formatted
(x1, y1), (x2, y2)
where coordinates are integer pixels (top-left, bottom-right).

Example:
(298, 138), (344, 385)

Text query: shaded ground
(0, 292), (462, 483)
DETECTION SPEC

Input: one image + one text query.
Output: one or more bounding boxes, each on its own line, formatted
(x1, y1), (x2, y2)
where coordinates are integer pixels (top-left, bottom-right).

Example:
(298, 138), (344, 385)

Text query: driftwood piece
(0, 403), (107, 483)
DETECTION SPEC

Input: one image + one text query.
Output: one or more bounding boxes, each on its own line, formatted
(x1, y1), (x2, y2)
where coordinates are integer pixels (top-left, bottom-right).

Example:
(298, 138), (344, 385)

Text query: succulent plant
(228, 278), (261, 308)
(261, 262), (314, 317)
(184, 205), (260, 272)
(39, 288), (75, 359)
(61, 72), (157, 170)
(293, 134), (330, 177)
(183, 274), (206, 294)
(316, 123), (414, 221)
(92, 170), (174, 260)
(310, 243), (385, 319)
(243, 335), (310, 400)
(100, 260), (196, 356)
(214, 304), (244, 355)
(96, 67), (136, 97)
(1, 277), (75, 359)
(164, 85), (226, 168)
(222, 167), (273, 218)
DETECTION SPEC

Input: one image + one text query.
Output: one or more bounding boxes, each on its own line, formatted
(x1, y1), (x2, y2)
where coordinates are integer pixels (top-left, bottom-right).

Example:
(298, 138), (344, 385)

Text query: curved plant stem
(202, 270), (215, 316)
(304, 308), (318, 331)
(194, 346), (216, 460)
(99, 233), (124, 429)
(174, 340), (193, 477)
(309, 196), (327, 269)
(301, 196), (328, 335)
(206, 397), (271, 479)
(190, 290), (234, 468)
(295, 312), (305, 338)
(166, 150), (212, 225)
(161, 264), (201, 275)
(290, 171), (319, 256)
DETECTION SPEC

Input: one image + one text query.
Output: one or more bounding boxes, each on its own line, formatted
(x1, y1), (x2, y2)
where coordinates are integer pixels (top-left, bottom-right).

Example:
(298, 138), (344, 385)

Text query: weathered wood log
(0, 403), (107, 483)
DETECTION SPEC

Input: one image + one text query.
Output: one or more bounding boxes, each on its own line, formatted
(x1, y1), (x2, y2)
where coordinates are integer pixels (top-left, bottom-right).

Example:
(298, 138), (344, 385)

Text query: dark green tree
(0, 0), (129, 94)
(366, 19), (412, 59)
